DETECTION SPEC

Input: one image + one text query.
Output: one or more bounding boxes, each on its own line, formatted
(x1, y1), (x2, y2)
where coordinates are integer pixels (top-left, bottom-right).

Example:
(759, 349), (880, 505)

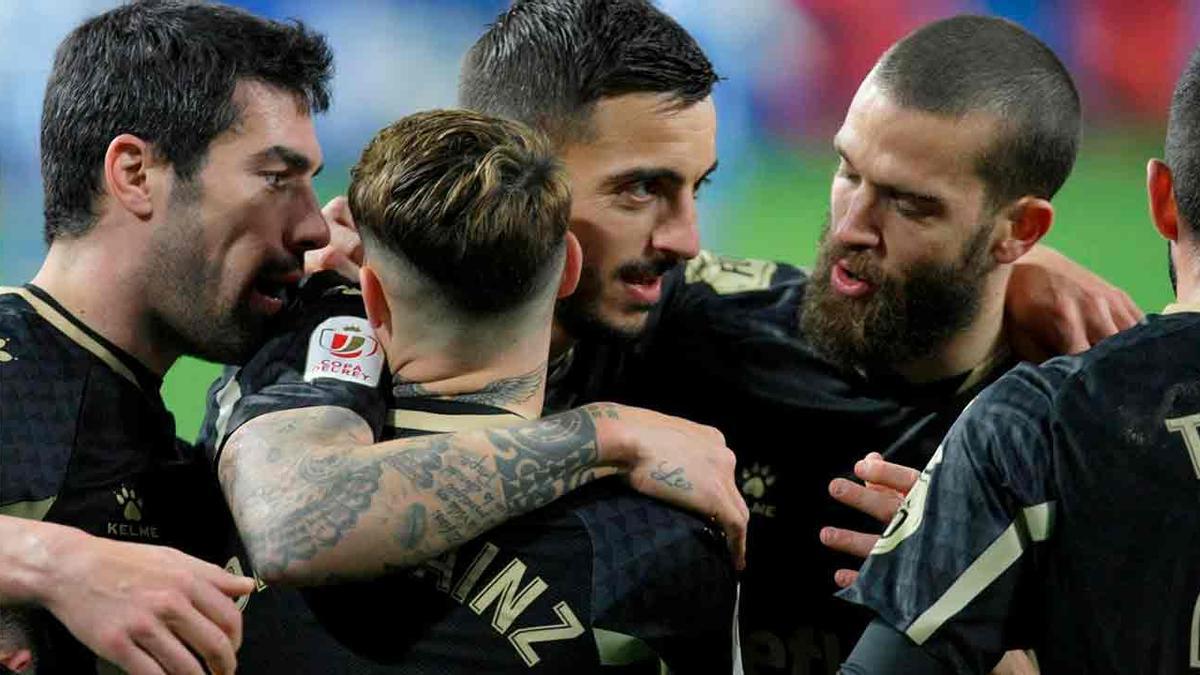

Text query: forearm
(220, 403), (630, 585)
(0, 516), (73, 607)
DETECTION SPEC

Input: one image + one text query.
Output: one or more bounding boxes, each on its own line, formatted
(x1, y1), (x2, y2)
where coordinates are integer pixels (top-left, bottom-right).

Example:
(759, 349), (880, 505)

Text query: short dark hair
(41, 0), (333, 242)
(350, 109), (571, 315)
(1168, 47), (1200, 235)
(872, 15), (1081, 207)
(459, 0), (718, 144)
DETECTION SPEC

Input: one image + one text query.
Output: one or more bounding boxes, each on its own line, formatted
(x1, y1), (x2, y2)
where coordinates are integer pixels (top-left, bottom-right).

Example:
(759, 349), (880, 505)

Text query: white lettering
(508, 601), (584, 667)
(1165, 413), (1200, 479)
(469, 558), (549, 633)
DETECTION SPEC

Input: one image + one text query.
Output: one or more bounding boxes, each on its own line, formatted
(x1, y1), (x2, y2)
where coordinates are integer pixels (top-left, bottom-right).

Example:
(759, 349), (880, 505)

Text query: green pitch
(165, 128), (1173, 441)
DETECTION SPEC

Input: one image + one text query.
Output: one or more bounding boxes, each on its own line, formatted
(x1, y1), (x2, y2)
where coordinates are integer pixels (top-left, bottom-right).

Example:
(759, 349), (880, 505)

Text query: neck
(892, 270), (1009, 384)
(387, 314), (553, 420)
(30, 232), (177, 376)
(1173, 250), (1200, 307)
(549, 319), (575, 361)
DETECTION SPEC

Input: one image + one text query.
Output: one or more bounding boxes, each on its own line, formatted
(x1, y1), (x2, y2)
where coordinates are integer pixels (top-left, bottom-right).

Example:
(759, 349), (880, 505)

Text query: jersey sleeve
(665, 250), (808, 328)
(837, 362), (1070, 674)
(198, 275), (389, 466)
(576, 482), (740, 673)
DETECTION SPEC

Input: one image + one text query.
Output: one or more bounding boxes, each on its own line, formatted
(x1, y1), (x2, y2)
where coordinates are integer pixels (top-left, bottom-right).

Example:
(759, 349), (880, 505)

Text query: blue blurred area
(1, 0), (1194, 283)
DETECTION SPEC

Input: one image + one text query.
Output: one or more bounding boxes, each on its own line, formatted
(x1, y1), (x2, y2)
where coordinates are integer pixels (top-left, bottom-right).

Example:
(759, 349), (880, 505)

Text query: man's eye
(626, 180), (655, 200)
(263, 172), (287, 188)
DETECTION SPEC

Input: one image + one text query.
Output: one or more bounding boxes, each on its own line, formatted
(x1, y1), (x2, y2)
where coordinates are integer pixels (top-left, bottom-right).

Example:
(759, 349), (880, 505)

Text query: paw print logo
(115, 486), (144, 521)
(740, 463), (776, 499)
(0, 338), (13, 363)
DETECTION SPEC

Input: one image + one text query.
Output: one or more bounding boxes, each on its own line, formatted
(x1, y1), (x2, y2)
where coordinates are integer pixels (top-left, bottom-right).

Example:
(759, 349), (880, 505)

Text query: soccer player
(2, 1), (742, 673)
(839, 40), (1200, 675)
(458, 7), (1115, 673)
(206, 108), (739, 671)
(285, 3), (1134, 672)
(0, 1), (335, 670)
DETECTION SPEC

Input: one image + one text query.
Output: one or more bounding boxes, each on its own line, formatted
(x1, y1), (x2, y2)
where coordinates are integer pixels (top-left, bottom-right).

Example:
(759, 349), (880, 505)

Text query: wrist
(0, 519), (76, 607)
(585, 403), (640, 470)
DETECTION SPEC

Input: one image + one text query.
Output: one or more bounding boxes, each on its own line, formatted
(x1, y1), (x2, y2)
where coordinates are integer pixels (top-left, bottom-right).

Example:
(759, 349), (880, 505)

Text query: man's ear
(103, 134), (160, 220)
(1148, 159), (1180, 242)
(992, 196), (1053, 265)
(360, 264), (392, 345)
(557, 231), (583, 299)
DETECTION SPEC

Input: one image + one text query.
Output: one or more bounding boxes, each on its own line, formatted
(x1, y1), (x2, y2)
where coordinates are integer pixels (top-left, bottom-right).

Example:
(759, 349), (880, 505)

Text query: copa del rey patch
(304, 316), (384, 387)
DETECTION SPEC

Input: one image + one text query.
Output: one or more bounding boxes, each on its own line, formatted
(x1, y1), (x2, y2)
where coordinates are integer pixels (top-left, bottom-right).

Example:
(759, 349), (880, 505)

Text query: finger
(189, 577), (246, 650)
(829, 478), (902, 523)
(1123, 294), (1145, 322)
(819, 526), (879, 559)
(100, 647), (169, 675)
(855, 458), (920, 495)
(195, 562), (256, 598)
(1055, 303), (1092, 354)
(1113, 293), (1143, 329)
(134, 626), (206, 675)
(321, 196), (352, 227)
(833, 569), (859, 589)
(1084, 304), (1120, 344)
(162, 602), (237, 675)
(719, 490), (749, 571)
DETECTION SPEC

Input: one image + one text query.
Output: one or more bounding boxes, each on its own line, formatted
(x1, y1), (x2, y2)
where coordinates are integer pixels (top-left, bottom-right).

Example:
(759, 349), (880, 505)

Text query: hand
(590, 403), (749, 570)
(304, 196), (363, 281)
(37, 527), (254, 675)
(819, 452), (919, 588)
(992, 650), (1040, 675)
(1006, 245), (1142, 362)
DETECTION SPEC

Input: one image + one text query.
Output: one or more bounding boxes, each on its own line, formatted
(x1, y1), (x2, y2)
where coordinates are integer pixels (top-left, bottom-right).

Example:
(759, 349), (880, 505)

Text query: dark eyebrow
(698, 160), (719, 184)
(834, 141), (941, 207)
(603, 160), (720, 192)
(253, 145), (323, 177)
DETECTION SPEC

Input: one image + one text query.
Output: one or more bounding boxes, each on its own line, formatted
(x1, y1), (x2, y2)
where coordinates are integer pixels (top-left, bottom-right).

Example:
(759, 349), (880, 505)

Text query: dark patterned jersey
(840, 306), (1200, 675)
(543, 251), (1010, 675)
(197, 271), (740, 673)
(0, 285), (232, 674)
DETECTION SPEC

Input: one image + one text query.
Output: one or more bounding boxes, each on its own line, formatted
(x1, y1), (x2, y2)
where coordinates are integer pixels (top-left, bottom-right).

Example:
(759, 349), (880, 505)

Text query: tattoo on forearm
(586, 403), (621, 420)
(649, 461), (693, 491)
(397, 503), (427, 550)
(225, 405), (604, 579)
(487, 407), (599, 511)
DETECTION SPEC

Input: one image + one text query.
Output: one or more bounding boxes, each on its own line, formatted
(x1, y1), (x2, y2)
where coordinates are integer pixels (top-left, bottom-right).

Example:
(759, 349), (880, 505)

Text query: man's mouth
(617, 259), (677, 306)
(249, 270), (302, 316)
(831, 259), (875, 298)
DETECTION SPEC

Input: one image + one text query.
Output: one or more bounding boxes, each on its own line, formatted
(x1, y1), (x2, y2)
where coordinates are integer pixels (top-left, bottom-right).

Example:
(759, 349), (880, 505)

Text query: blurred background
(0, 0), (1192, 438)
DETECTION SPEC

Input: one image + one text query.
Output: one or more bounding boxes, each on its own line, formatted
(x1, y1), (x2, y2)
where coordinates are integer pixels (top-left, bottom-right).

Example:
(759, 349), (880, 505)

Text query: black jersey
(841, 306), (1200, 675)
(197, 271), (739, 673)
(0, 285), (232, 673)
(543, 251), (1010, 675)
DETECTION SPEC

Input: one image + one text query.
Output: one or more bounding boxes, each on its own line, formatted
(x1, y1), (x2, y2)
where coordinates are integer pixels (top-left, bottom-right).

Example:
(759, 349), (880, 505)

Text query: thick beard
(145, 182), (266, 365)
(801, 216), (995, 374)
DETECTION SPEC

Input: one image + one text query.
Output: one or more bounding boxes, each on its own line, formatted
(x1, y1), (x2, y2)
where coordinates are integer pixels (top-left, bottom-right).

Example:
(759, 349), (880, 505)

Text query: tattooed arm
(219, 403), (747, 585)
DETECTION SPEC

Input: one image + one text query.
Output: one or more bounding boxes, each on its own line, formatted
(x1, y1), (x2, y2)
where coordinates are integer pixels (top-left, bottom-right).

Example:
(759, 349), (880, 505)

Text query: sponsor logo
(304, 316), (385, 387)
(319, 328), (380, 359)
(0, 337), (13, 363)
(107, 484), (160, 539)
(740, 463), (778, 518)
(115, 485), (143, 521)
